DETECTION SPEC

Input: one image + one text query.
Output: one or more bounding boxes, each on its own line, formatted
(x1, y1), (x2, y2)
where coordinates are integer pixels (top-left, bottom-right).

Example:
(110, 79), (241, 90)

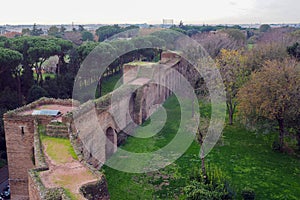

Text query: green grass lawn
(40, 135), (78, 164)
(103, 96), (300, 200)
(33, 72), (56, 80)
(101, 73), (122, 96)
(95, 73), (122, 98)
(39, 127), (78, 163)
(247, 43), (254, 50)
(207, 124), (300, 200)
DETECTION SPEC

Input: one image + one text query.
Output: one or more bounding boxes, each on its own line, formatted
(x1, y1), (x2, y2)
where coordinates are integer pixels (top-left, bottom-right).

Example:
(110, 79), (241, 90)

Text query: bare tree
(192, 31), (244, 58)
(257, 27), (296, 47)
(196, 118), (209, 179)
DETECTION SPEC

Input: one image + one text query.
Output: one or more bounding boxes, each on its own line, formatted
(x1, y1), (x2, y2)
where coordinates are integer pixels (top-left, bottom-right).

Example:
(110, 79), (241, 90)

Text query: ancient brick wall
(79, 179), (110, 200)
(45, 123), (68, 138)
(4, 51), (197, 199)
(28, 173), (42, 200)
(161, 51), (181, 63)
(123, 64), (139, 83)
(4, 115), (35, 200)
(3, 98), (75, 200)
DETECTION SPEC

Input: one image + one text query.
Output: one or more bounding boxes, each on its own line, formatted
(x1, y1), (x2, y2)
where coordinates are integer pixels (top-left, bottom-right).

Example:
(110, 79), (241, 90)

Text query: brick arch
(141, 98), (147, 123)
(128, 91), (139, 124)
(105, 127), (116, 160)
(138, 85), (150, 124)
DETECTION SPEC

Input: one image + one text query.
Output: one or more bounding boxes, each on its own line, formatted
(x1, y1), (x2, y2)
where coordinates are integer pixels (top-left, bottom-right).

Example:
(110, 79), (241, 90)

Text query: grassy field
(207, 124), (300, 199)
(33, 72), (56, 80)
(94, 73), (122, 98)
(39, 128), (78, 164)
(247, 43), (254, 50)
(101, 73), (122, 96)
(103, 96), (300, 200)
(39, 127), (96, 200)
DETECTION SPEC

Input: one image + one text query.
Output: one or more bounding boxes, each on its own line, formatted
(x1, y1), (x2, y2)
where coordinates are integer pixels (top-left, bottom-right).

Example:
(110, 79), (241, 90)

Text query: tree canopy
(0, 47), (23, 75)
(82, 31), (94, 41)
(96, 25), (138, 42)
(216, 49), (249, 124)
(237, 58), (300, 150)
(259, 24), (271, 33)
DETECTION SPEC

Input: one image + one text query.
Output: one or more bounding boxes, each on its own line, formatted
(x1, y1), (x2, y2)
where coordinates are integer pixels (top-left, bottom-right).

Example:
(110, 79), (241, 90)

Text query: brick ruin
(4, 51), (200, 199)
(3, 98), (76, 199)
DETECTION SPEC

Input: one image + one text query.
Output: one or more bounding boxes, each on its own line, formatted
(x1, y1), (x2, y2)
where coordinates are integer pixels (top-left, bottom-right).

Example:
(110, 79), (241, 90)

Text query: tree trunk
(201, 155), (207, 179)
(38, 67), (43, 85)
(22, 62), (34, 95)
(35, 67), (40, 84)
(296, 131), (300, 151)
(229, 110), (233, 125)
(227, 102), (234, 125)
(17, 75), (22, 105)
(57, 53), (66, 75)
(98, 78), (102, 97)
(278, 118), (285, 151)
(197, 127), (207, 179)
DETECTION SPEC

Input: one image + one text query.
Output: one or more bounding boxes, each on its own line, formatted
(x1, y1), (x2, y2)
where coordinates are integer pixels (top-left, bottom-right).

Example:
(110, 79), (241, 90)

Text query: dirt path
(40, 144), (98, 200)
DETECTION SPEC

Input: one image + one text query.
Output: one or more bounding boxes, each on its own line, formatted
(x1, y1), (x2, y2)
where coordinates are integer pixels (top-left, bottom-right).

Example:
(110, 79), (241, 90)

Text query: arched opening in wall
(31, 147), (35, 165)
(141, 98), (147, 123)
(158, 83), (161, 98)
(166, 75), (169, 99)
(129, 92), (139, 124)
(169, 74), (172, 96)
(105, 127), (115, 160)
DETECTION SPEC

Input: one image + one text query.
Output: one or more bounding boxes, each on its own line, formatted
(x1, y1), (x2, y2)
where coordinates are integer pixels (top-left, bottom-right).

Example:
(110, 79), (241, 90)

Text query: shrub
(241, 187), (255, 200)
(27, 85), (49, 103)
(272, 141), (282, 152)
(185, 166), (235, 200)
(184, 180), (225, 200)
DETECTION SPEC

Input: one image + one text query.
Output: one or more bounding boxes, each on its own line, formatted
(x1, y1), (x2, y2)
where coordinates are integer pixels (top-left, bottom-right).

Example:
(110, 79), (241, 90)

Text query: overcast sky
(1, 0), (300, 25)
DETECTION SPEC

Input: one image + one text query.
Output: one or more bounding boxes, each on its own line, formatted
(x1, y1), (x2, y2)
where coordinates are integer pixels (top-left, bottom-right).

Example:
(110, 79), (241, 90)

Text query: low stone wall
(5, 98), (77, 117)
(29, 120), (110, 200)
(28, 121), (72, 200)
(69, 128), (110, 200)
(46, 123), (68, 138)
(36, 116), (53, 126)
(79, 179), (110, 200)
(28, 169), (70, 200)
(32, 120), (47, 170)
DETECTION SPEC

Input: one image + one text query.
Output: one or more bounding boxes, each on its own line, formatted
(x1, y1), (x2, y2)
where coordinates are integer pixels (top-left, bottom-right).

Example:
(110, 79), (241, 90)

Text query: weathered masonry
(4, 51), (200, 199)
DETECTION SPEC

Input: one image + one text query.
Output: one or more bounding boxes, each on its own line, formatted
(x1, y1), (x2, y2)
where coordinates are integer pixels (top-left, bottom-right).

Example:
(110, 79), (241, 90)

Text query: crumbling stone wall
(79, 179), (110, 200)
(46, 123), (68, 138)
(4, 115), (35, 200)
(4, 98), (74, 200)
(70, 55), (181, 171)
(5, 51), (199, 200)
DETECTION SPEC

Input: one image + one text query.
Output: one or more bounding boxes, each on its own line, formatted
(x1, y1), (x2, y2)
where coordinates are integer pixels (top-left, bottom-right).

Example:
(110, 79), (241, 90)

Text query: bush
(272, 141), (282, 152)
(241, 187), (255, 200)
(27, 85), (49, 103)
(184, 167), (234, 200)
(184, 180), (226, 200)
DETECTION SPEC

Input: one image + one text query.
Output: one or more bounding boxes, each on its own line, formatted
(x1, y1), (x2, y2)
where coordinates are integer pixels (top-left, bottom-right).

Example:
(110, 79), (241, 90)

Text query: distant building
(162, 19), (174, 28)
(0, 26), (7, 35)
(2, 31), (22, 38)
